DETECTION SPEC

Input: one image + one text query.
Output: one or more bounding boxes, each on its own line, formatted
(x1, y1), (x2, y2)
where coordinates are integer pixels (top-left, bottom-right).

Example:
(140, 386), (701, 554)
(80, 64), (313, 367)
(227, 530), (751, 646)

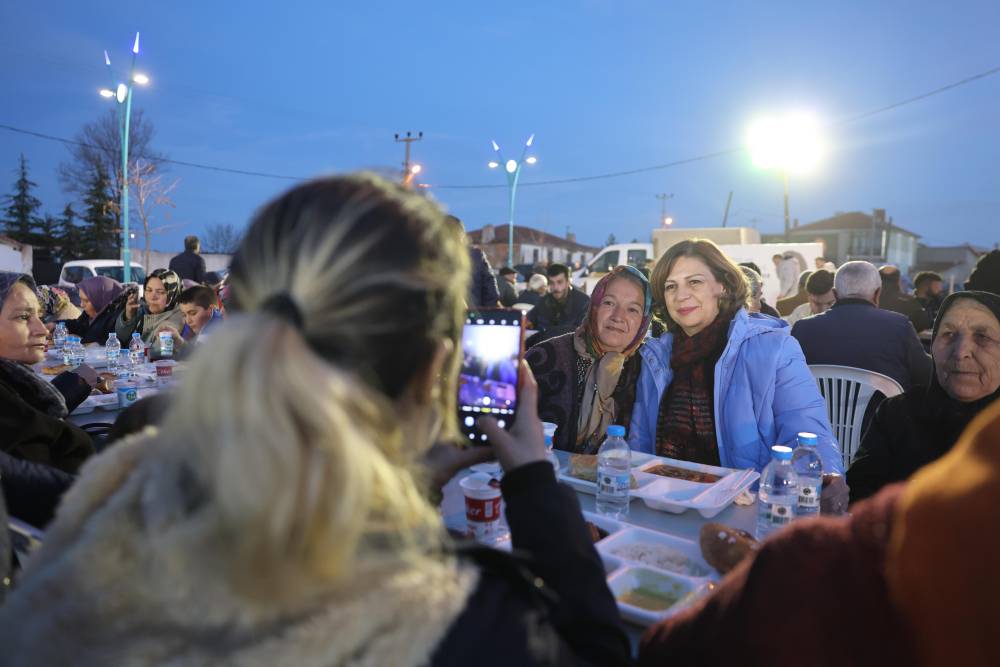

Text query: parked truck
(572, 227), (823, 307)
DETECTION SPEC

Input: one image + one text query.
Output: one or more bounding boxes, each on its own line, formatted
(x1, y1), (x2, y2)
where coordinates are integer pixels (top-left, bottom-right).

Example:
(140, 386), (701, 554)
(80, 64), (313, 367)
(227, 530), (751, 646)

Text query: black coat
(431, 462), (631, 666)
(63, 303), (124, 346)
(0, 450), (74, 528)
(498, 278), (518, 307)
(847, 382), (1000, 503)
(791, 299), (932, 391)
(168, 250), (207, 284)
(469, 248), (500, 308)
(879, 288), (931, 332)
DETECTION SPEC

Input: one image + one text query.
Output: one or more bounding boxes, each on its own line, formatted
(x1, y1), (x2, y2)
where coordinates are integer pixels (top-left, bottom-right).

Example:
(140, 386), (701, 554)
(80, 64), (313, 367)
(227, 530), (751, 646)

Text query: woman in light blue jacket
(628, 240), (844, 478)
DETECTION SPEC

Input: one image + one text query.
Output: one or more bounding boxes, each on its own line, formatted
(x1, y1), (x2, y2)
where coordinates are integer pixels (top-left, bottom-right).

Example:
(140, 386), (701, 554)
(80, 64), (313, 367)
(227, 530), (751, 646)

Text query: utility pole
(721, 191), (733, 227)
(656, 193), (674, 226)
(394, 131), (423, 188)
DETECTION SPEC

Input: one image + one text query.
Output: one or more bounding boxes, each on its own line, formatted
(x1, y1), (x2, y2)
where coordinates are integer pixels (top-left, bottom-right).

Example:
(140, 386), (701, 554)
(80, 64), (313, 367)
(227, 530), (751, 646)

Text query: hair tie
(260, 292), (304, 328)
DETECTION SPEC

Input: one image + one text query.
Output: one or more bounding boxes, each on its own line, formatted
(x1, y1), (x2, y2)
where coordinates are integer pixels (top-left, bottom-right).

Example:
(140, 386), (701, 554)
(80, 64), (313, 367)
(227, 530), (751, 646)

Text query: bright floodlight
(747, 112), (824, 174)
(525, 156), (537, 164)
(132, 73), (149, 85)
(526, 134), (535, 147)
(99, 88), (115, 98)
(116, 83), (128, 103)
(505, 159), (517, 174)
(663, 217), (673, 226)
(491, 140), (500, 152)
(410, 164), (422, 175)
(132, 32), (140, 54)
(488, 161), (500, 169)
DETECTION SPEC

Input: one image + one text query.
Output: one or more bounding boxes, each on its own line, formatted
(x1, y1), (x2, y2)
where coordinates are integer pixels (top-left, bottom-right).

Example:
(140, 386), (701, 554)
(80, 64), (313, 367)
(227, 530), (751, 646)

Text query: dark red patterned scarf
(654, 313), (733, 464)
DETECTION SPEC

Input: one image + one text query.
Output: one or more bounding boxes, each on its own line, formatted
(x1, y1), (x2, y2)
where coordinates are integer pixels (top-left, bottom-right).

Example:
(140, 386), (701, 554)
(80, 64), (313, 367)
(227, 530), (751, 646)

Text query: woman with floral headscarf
(526, 265), (654, 453)
(115, 268), (184, 352)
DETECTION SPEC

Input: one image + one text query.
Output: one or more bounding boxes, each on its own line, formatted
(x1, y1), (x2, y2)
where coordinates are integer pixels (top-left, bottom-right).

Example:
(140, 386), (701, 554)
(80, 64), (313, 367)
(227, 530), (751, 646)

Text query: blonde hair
(651, 239), (750, 333)
(142, 173), (469, 604)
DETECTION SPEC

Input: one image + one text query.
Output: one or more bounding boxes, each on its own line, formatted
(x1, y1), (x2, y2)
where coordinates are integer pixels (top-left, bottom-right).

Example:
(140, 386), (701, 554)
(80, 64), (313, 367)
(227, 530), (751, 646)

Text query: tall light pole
(99, 32), (148, 284)
(656, 193), (674, 227)
(395, 131), (423, 188)
(747, 112), (824, 241)
(488, 134), (537, 268)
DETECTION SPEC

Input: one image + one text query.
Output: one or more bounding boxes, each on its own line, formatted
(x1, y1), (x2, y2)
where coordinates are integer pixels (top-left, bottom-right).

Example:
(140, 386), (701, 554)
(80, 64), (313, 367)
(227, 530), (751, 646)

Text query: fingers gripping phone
(458, 308), (526, 444)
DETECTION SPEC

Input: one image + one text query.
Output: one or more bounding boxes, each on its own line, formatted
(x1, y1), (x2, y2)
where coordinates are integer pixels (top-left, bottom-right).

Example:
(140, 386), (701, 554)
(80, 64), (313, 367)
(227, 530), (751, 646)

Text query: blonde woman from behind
(0, 174), (630, 667)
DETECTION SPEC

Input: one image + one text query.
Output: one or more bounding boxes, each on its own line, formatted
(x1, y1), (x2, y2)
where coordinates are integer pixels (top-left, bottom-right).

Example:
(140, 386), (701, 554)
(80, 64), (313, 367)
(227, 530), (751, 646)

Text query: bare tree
(130, 158), (179, 270)
(58, 108), (164, 231)
(203, 223), (243, 254)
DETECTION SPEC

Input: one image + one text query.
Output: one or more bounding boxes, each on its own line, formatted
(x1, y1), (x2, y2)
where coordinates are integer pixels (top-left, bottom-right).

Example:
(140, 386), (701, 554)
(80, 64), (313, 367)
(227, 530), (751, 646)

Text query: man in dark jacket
(527, 264), (590, 342)
(913, 271), (945, 325)
(791, 261), (931, 390)
(444, 215), (500, 308)
(497, 267), (518, 307)
(878, 265), (931, 332)
(168, 236), (207, 284)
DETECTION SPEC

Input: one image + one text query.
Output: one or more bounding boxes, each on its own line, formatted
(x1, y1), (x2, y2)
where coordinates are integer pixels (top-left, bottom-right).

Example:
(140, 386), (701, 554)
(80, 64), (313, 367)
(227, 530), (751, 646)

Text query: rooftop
(792, 210), (920, 237)
(466, 224), (601, 253)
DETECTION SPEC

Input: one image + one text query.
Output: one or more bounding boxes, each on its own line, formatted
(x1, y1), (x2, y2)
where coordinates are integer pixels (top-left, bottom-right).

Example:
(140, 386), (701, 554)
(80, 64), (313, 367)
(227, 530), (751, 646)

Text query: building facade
(465, 224), (600, 270)
(766, 209), (920, 274)
(913, 243), (988, 289)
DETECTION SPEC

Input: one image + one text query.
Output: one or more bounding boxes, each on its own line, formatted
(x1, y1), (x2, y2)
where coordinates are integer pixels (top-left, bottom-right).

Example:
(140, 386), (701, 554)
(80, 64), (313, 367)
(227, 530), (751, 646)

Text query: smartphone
(458, 308), (525, 444)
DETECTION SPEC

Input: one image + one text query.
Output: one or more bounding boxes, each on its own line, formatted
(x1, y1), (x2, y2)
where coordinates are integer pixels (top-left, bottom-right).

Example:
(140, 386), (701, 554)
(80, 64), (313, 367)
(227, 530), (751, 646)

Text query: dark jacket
(469, 248), (500, 308)
(0, 369), (95, 475)
(519, 290), (543, 307)
(63, 302), (124, 345)
(639, 485), (915, 667)
(847, 381), (1000, 503)
(879, 287), (931, 332)
(790, 299), (932, 390)
(168, 250), (207, 284)
(527, 288), (591, 337)
(526, 332), (643, 453)
(432, 462), (631, 666)
(498, 278), (518, 307)
(0, 450), (74, 528)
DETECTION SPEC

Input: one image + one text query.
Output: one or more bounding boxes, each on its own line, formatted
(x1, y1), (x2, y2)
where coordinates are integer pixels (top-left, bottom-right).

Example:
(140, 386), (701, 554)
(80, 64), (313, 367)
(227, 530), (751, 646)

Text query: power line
(2, 62), (999, 189)
(0, 123), (305, 181)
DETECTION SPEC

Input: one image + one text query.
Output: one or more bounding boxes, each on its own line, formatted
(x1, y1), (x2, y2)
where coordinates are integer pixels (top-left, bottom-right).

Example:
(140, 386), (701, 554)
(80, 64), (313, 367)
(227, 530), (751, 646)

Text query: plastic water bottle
(596, 425), (631, 519)
(792, 432), (824, 518)
(105, 333), (121, 374)
(541, 421), (560, 474)
(756, 445), (799, 540)
(53, 322), (67, 351)
(129, 333), (144, 371)
(63, 335), (83, 368)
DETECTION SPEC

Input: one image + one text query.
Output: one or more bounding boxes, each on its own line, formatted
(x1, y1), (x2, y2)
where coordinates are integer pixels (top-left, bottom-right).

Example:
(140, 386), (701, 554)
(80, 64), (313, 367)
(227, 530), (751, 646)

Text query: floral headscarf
(145, 269), (182, 311)
(572, 265), (654, 447)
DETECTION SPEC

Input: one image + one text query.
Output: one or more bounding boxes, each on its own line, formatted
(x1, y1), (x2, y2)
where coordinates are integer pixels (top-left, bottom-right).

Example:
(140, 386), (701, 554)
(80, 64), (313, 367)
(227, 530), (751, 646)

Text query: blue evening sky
(1, 1), (998, 254)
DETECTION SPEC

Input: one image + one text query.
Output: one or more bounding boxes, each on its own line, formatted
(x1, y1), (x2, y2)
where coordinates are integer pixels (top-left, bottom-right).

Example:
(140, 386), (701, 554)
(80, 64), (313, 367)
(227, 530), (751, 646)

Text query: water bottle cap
(797, 432), (818, 446)
(771, 445), (793, 461)
(132, 332), (141, 339)
(606, 425), (626, 437)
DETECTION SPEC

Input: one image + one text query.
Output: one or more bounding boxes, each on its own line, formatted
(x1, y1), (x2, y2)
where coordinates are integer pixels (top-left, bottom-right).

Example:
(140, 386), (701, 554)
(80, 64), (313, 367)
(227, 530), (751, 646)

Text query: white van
(58, 260), (147, 290)
(573, 243), (653, 294)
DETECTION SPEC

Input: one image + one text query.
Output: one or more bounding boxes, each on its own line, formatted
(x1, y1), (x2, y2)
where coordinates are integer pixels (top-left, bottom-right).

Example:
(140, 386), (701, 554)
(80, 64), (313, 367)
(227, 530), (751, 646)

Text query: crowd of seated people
(2, 179), (999, 665)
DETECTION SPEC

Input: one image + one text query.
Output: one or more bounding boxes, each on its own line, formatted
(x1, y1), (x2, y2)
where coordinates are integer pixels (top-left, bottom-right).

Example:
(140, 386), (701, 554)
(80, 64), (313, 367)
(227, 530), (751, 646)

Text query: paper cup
(459, 472), (502, 542)
(158, 331), (174, 358)
(155, 360), (175, 386)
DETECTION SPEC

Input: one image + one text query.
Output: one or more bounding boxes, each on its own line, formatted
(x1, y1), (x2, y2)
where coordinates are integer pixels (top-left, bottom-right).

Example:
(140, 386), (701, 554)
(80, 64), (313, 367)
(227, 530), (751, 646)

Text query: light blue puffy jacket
(628, 309), (844, 474)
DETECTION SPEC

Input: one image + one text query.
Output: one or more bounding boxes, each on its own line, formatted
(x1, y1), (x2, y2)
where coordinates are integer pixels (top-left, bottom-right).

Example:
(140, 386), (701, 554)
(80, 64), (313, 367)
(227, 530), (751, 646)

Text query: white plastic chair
(808, 364), (904, 468)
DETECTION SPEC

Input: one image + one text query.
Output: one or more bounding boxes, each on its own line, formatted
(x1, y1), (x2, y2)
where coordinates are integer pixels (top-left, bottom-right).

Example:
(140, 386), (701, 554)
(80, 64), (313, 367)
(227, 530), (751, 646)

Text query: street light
(747, 112), (824, 241)
(488, 134), (537, 267)
(99, 32), (148, 284)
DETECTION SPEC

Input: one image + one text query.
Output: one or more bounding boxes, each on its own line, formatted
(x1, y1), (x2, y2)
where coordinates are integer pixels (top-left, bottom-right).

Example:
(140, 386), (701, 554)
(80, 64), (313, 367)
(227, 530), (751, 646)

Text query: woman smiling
(528, 265), (654, 453)
(628, 240), (843, 479)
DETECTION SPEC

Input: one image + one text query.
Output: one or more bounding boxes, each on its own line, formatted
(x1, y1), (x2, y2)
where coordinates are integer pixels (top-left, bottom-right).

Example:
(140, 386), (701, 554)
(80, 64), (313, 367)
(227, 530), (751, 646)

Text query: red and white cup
(154, 359), (175, 386)
(459, 472), (502, 542)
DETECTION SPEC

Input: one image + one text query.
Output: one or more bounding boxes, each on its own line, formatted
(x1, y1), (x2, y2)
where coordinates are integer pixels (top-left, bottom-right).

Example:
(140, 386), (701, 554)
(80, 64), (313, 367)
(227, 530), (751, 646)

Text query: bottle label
(764, 500), (795, 526)
(798, 483), (820, 508)
(598, 472), (630, 498)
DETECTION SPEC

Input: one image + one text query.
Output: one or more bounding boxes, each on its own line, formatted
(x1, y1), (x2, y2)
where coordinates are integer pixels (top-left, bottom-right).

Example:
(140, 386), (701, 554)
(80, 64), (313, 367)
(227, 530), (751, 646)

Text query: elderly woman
(629, 240), (843, 477)
(847, 291), (1000, 502)
(518, 273), (549, 308)
(61, 275), (126, 344)
(527, 265), (653, 453)
(0, 272), (97, 526)
(115, 268), (184, 351)
(0, 175), (630, 666)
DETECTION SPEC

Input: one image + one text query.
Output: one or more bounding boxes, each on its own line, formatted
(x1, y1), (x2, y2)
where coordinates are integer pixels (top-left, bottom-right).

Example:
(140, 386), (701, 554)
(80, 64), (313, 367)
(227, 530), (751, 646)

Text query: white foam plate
(606, 565), (714, 627)
(632, 459), (760, 518)
(629, 451), (656, 468)
(597, 526), (715, 580)
(558, 464), (656, 497)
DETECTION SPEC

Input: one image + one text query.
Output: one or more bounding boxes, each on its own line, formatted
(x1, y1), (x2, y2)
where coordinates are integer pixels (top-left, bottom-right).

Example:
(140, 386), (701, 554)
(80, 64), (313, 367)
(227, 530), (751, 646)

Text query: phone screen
(458, 308), (525, 444)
